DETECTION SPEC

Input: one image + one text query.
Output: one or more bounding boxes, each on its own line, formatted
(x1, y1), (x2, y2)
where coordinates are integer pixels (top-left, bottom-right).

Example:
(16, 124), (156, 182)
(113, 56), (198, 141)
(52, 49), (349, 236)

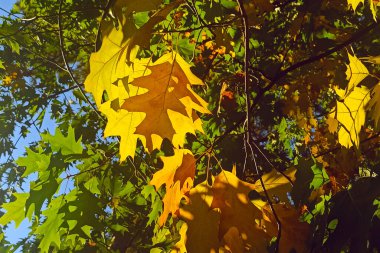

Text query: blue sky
(0, 1), (16, 14)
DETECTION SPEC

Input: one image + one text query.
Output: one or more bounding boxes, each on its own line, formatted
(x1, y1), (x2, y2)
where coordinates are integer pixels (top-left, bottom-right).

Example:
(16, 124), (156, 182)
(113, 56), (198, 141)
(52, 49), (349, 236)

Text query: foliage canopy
(1, 0), (380, 252)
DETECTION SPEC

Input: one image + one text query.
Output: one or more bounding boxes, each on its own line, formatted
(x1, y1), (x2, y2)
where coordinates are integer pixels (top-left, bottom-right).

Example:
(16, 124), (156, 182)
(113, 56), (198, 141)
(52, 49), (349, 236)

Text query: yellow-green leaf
(0, 193), (29, 228)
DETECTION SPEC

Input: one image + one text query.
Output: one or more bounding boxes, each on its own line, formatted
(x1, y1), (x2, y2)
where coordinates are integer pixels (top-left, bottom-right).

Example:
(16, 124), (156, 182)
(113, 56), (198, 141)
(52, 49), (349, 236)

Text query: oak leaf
(179, 180), (221, 253)
(150, 149), (196, 226)
(122, 52), (210, 151)
(211, 170), (270, 252)
(84, 22), (139, 107)
(98, 79), (146, 161)
(177, 168), (309, 253)
(85, 1), (180, 106)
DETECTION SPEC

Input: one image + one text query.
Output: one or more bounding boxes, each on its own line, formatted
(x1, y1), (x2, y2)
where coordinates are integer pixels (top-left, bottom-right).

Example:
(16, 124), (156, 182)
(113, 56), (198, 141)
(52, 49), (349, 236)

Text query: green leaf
(16, 148), (51, 177)
(291, 158), (328, 206)
(177, 38), (195, 60)
(35, 196), (65, 253)
(84, 177), (101, 195)
(27, 176), (62, 217)
(41, 126), (83, 155)
(142, 185), (162, 225)
(114, 180), (135, 198)
(6, 40), (20, 54)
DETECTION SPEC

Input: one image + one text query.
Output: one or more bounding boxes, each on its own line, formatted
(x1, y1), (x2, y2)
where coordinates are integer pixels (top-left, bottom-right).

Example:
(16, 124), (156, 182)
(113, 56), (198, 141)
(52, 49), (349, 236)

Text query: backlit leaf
(121, 52), (210, 151)
(344, 52), (369, 96)
(150, 149), (196, 225)
(334, 86), (371, 148)
(16, 148), (50, 177)
(84, 22), (138, 107)
(0, 193), (29, 228)
(41, 127), (83, 155)
(35, 196), (65, 253)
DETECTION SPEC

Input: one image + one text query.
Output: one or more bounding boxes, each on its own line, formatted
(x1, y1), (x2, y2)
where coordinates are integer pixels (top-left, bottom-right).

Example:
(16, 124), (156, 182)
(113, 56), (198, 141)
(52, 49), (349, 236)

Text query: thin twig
(235, 0), (251, 172)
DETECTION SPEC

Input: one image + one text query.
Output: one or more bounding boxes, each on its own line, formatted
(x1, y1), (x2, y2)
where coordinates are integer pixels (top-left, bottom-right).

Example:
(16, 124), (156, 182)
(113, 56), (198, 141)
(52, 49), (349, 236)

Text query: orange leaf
(179, 181), (221, 252)
(122, 52), (210, 151)
(211, 170), (270, 252)
(150, 149), (196, 225)
(262, 203), (311, 253)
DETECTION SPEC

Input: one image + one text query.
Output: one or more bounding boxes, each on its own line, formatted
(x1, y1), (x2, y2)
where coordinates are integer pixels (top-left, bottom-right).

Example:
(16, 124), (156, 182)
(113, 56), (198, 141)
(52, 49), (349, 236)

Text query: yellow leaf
(84, 22), (139, 107)
(171, 222), (188, 253)
(347, 0), (378, 20)
(2, 75), (12, 85)
(121, 52), (210, 151)
(344, 52), (369, 96)
(150, 149), (196, 225)
(347, 0), (365, 11)
(99, 79), (147, 161)
(367, 83), (380, 128)
(335, 86), (371, 148)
